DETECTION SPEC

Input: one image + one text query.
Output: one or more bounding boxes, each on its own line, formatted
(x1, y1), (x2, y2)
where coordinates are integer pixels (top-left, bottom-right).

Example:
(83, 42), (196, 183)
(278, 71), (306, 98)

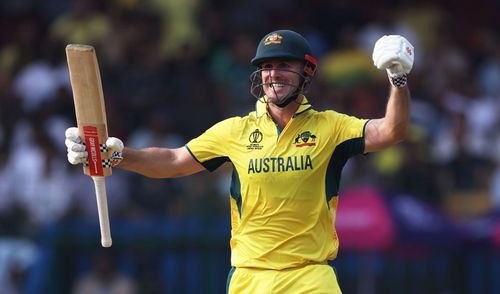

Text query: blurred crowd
(0, 0), (499, 293)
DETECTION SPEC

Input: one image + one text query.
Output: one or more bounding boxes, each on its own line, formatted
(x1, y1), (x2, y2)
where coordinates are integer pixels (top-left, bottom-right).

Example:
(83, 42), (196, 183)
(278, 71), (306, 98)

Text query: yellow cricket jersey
(186, 97), (368, 270)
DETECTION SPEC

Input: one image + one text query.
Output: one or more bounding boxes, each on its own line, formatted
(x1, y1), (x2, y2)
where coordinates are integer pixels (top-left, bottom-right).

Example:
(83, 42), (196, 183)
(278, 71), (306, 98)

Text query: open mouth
(267, 81), (290, 89)
(270, 82), (286, 88)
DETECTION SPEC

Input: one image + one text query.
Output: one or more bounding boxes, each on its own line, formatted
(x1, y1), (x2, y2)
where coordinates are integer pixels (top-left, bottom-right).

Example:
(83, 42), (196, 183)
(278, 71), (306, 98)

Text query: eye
(277, 62), (290, 69)
(261, 63), (273, 69)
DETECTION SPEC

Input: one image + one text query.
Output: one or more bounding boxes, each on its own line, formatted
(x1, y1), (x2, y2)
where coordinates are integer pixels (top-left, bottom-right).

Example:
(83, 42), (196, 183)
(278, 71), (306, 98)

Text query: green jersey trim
(325, 137), (365, 203)
(185, 145), (229, 172)
(230, 167), (242, 217)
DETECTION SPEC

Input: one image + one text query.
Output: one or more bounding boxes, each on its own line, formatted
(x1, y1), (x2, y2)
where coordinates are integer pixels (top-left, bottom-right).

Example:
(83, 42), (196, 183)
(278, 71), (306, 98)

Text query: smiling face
(260, 60), (303, 105)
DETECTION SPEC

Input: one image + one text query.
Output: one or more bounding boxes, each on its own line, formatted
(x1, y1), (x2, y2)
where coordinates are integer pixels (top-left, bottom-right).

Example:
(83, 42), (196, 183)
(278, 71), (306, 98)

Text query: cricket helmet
(251, 30), (317, 79)
(249, 30), (318, 107)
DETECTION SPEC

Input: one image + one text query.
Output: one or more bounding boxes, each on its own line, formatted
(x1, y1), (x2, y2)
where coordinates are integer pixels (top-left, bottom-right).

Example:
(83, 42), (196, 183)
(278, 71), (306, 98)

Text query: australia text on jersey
(248, 155), (313, 174)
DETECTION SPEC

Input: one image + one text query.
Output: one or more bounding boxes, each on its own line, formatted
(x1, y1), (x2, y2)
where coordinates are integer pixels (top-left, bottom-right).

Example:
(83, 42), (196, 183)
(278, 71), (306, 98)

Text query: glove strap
(389, 73), (408, 88)
(110, 151), (123, 167)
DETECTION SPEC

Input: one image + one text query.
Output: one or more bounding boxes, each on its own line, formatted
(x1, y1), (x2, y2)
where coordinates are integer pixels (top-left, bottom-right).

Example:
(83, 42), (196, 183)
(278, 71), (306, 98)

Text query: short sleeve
(185, 117), (235, 171)
(327, 111), (368, 156)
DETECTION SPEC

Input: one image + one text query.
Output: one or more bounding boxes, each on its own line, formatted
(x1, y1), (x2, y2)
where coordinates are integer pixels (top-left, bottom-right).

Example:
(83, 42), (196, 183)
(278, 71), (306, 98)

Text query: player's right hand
(65, 127), (87, 165)
(65, 127), (124, 166)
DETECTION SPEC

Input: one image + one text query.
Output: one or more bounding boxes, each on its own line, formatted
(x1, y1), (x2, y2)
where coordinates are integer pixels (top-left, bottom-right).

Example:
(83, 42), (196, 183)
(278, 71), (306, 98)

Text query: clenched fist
(372, 35), (414, 87)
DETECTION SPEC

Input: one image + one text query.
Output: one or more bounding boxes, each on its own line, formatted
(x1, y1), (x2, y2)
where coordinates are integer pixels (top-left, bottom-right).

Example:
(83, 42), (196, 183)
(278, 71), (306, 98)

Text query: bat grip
(91, 176), (112, 247)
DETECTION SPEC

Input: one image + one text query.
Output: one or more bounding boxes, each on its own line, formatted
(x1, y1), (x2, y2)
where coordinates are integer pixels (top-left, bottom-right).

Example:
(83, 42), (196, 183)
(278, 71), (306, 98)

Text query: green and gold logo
(264, 33), (283, 45)
(294, 131), (317, 147)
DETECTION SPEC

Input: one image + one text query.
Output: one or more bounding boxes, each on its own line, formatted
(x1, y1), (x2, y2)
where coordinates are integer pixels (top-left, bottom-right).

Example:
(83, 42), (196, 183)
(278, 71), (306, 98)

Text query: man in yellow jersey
(66, 30), (414, 293)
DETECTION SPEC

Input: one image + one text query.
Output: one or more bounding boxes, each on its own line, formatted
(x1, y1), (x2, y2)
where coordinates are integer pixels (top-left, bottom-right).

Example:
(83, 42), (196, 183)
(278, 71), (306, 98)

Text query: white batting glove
(65, 127), (87, 165)
(65, 127), (124, 166)
(106, 137), (124, 167)
(372, 35), (414, 87)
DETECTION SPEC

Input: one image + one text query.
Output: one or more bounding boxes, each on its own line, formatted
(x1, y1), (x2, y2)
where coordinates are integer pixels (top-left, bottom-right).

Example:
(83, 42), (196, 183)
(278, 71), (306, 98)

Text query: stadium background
(0, 0), (499, 293)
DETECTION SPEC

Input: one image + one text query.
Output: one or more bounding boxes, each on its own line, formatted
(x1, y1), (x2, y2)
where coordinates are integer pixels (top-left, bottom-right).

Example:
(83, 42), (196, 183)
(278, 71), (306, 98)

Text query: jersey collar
(255, 96), (312, 118)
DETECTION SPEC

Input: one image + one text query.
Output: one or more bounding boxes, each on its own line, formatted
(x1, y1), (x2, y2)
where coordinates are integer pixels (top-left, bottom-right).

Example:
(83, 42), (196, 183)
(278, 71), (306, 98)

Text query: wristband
(389, 73), (408, 87)
(110, 151), (123, 167)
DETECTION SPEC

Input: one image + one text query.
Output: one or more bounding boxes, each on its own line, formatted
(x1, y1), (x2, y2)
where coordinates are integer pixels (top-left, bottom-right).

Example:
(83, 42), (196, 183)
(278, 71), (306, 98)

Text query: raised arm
(365, 35), (414, 153)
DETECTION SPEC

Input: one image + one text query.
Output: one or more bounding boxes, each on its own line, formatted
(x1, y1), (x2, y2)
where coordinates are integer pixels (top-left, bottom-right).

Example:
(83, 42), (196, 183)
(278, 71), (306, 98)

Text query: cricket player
(66, 30), (414, 293)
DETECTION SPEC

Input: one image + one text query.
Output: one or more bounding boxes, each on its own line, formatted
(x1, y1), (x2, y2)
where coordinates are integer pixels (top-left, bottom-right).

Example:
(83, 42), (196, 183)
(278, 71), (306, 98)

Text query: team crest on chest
(247, 129), (264, 150)
(294, 131), (317, 147)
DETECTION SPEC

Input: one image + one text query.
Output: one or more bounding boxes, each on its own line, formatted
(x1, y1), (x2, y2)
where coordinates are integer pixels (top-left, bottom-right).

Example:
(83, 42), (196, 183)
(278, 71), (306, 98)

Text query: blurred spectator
(4, 117), (73, 231)
(0, 71), (23, 156)
(475, 28), (500, 97)
(12, 42), (69, 113)
(394, 3), (449, 56)
(148, 0), (205, 61)
(357, 8), (420, 64)
(69, 167), (133, 220)
(72, 251), (137, 294)
(491, 134), (500, 212)
(320, 26), (380, 90)
(207, 32), (256, 116)
(126, 110), (187, 216)
(0, 238), (38, 294)
(374, 126), (442, 205)
(48, 0), (110, 46)
(128, 110), (184, 150)
(0, 16), (44, 75)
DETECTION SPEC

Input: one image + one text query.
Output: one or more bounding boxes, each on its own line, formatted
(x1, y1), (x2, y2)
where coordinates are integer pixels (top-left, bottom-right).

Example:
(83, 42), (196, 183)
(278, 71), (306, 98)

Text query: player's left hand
(106, 137), (124, 167)
(372, 35), (414, 87)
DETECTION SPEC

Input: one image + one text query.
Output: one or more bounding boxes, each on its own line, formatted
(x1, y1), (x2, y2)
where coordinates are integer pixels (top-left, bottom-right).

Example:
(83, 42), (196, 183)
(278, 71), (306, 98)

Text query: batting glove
(65, 127), (87, 165)
(106, 137), (124, 167)
(65, 127), (124, 166)
(372, 35), (414, 87)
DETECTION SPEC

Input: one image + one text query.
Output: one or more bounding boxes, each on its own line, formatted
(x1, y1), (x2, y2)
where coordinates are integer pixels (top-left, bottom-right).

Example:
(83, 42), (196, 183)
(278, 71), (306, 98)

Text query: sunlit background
(0, 0), (499, 293)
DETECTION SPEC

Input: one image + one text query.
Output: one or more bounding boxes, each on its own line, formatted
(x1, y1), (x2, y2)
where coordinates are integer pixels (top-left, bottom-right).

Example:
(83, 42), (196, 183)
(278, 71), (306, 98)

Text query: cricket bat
(66, 44), (112, 247)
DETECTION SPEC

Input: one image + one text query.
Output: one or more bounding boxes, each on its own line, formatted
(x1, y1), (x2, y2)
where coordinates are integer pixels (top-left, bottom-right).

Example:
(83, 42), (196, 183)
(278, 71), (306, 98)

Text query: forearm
(116, 147), (173, 178)
(116, 146), (202, 178)
(384, 85), (411, 141)
(364, 85), (411, 152)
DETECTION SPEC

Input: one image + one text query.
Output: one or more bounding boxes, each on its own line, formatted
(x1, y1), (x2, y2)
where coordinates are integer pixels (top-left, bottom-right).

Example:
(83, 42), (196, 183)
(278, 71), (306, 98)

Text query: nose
(265, 68), (282, 82)
(269, 67), (281, 76)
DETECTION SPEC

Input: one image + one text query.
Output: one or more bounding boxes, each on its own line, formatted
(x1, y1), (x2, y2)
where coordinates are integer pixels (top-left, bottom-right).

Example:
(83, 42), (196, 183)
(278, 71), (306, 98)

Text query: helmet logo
(264, 33), (283, 45)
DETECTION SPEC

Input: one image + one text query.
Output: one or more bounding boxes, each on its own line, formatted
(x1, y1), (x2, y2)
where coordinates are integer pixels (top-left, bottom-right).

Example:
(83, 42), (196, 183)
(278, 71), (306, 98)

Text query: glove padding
(65, 127), (124, 166)
(372, 35), (414, 79)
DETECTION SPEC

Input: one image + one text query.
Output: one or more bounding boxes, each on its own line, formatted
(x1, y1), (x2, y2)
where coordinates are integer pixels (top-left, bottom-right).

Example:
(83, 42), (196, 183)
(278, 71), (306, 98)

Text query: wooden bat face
(66, 45), (111, 177)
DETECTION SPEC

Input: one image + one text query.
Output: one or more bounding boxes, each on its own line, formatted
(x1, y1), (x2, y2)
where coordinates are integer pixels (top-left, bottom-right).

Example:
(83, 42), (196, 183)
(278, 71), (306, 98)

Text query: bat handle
(91, 176), (112, 247)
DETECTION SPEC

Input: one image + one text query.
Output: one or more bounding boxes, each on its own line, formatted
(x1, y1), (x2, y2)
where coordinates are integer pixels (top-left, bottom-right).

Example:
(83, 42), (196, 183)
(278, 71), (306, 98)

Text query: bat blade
(66, 44), (112, 247)
(66, 44), (111, 177)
